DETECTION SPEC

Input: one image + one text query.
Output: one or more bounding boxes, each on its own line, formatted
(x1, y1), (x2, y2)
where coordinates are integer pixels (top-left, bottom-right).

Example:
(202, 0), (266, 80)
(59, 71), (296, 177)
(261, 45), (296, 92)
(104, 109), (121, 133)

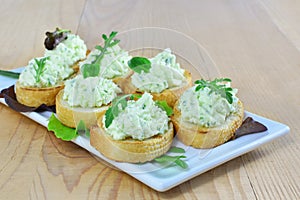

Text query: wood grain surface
(0, 0), (299, 199)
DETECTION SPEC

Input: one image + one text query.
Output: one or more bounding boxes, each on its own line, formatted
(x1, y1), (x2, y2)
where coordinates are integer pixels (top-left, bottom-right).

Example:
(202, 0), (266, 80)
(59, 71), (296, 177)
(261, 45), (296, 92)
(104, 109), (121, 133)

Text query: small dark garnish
(0, 85), (55, 112)
(44, 28), (70, 50)
(233, 117), (268, 139)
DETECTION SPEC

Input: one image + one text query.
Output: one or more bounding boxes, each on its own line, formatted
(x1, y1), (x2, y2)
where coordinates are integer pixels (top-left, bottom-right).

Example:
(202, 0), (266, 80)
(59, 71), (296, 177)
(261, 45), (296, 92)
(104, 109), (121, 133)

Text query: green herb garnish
(47, 114), (77, 141)
(155, 100), (173, 116)
(0, 70), (20, 79)
(33, 57), (49, 84)
(44, 28), (71, 50)
(81, 31), (120, 78)
(48, 114), (90, 141)
(195, 78), (233, 104)
(154, 147), (188, 169)
(104, 94), (132, 128)
(128, 57), (151, 74)
(76, 120), (90, 137)
(104, 94), (173, 128)
(168, 146), (186, 153)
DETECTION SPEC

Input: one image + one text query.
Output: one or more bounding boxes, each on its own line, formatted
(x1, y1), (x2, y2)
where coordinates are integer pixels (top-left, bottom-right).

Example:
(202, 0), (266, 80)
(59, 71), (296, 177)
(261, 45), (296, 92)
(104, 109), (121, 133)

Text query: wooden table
(0, 0), (299, 199)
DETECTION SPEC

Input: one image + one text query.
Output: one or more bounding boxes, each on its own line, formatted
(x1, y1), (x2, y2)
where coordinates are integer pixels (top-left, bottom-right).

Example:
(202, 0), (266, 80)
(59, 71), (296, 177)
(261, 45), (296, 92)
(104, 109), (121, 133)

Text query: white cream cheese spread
(103, 93), (169, 140)
(79, 44), (131, 79)
(63, 74), (121, 108)
(178, 83), (239, 127)
(131, 48), (186, 93)
(19, 33), (87, 87)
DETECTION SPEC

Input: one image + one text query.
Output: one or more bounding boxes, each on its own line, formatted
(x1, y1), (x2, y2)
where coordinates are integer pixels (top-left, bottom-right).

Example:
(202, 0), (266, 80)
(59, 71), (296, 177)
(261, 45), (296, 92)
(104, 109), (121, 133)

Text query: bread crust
(90, 114), (174, 163)
(171, 100), (244, 148)
(15, 81), (64, 107)
(55, 90), (108, 128)
(117, 70), (192, 107)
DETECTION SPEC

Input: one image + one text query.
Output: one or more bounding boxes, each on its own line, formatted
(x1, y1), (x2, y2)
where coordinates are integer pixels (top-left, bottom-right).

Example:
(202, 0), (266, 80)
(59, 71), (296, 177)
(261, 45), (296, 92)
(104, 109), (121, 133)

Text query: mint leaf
(82, 31), (119, 78)
(155, 100), (173, 116)
(128, 57), (151, 74)
(47, 114), (77, 141)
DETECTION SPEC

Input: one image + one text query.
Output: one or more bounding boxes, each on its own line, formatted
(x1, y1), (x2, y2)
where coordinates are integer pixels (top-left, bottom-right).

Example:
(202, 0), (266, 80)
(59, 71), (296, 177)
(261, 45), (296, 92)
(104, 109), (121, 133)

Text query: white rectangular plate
(0, 69), (290, 192)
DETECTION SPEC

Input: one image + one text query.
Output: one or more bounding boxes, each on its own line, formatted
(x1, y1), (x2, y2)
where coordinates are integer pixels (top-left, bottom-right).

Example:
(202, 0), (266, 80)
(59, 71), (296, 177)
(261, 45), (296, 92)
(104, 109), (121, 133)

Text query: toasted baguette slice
(15, 51), (88, 107)
(171, 100), (244, 148)
(90, 115), (174, 163)
(55, 90), (108, 128)
(117, 70), (192, 107)
(15, 81), (64, 107)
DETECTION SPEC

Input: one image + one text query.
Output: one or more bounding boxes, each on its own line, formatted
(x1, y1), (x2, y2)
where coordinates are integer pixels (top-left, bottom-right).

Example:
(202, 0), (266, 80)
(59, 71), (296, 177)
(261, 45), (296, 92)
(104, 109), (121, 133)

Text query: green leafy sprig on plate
(195, 78), (233, 104)
(81, 31), (120, 78)
(47, 114), (89, 141)
(154, 146), (188, 169)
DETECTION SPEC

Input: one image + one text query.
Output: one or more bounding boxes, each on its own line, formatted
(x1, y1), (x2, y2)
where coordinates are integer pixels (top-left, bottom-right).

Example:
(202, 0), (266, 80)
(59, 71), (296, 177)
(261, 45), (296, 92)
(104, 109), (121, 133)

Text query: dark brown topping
(44, 28), (70, 50)
(234, 117), (268, 139)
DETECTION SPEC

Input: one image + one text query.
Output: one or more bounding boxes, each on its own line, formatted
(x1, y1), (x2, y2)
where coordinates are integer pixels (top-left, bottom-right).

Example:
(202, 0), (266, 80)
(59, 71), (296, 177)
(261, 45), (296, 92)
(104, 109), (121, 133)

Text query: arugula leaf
(128, 57), (151, 74)
(47, 114), (77, 141)
(195, 78), (233, 104)
(81, 31), (120, 78)
(44, 28), (70, 50)
(155, 100), (173, 116)
(104, 107), (114, 128)
(76, 120), (90, 137)
(48, 115), (91, 140)
(33, 57), (49, 83)
(0, 70), (20, 79)
(130, 93), (142, 100)
(104, 94), (132, 128)
(155, 155), (188, 169)
(168, 146), (186, 153)
(81, 63), (100, 78)
(175, 159), (188, 169)
(154, 147), (188, 169)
